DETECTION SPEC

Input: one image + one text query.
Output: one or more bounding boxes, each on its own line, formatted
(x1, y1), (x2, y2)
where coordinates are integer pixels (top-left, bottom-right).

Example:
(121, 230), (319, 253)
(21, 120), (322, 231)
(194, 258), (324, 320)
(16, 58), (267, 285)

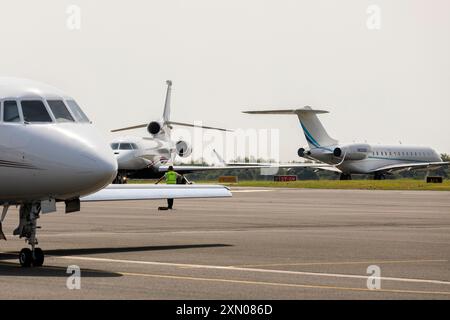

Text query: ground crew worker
(155, 166), (181, 210)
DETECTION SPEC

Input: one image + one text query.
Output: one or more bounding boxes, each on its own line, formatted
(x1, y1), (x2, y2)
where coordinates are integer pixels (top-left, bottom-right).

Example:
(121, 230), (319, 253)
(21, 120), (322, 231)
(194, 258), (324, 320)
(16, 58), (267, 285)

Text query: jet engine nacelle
(333, 143), (372, 161)
(298, 148), (312, 158)
(176, 140), (192, 157)
(147, 121), (162, 135)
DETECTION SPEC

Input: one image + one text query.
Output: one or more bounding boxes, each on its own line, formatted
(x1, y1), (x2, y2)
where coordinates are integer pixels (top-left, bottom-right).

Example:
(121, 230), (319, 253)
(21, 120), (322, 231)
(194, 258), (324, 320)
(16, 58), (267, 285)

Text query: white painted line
(236, 259), (448, 268)
(52, 255), (450, 286)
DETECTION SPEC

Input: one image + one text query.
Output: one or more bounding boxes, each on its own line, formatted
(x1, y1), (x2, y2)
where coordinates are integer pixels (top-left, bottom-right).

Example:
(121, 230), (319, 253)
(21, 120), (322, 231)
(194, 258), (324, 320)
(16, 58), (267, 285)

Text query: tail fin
(243, 106), (338, 148)
(162, 80), (172, 123)
(111, 80), (231, 134)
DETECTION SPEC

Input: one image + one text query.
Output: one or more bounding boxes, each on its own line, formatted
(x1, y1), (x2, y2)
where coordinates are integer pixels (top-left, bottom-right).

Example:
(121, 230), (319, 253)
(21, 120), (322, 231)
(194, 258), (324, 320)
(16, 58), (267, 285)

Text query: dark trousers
(167, 198), (174, 209)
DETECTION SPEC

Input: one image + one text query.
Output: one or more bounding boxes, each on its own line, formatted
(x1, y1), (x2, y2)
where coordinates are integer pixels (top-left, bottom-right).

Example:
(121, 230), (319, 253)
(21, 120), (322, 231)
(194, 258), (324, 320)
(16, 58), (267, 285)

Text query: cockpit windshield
(3, 101), (20, 122)
(66, 100), (90, 123)
(119, 143), (133, 150)
(110, 143), (138, 150)
(47, 100), (75, 123)
(111, 143), (119, 150)
(1, 98), (91, 124)
(21, 100), (53, 123)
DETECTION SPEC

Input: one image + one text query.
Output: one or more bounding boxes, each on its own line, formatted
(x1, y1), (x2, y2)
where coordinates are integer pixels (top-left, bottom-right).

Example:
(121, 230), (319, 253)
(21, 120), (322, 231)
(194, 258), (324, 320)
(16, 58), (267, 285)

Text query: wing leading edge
(371, 161), (449, 174)
(158, 162), (338, 174)
(81, 184), (232, 202)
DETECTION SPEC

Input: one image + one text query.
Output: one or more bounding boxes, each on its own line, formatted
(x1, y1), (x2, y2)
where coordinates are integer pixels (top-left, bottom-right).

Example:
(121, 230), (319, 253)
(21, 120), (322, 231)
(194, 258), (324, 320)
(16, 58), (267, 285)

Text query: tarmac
(0, 187), (449, 299)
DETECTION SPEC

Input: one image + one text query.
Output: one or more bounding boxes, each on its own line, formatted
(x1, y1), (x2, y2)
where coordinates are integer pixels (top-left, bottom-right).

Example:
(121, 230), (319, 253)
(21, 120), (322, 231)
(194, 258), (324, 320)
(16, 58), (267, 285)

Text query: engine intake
(333, 147), (343, 157)
(147, 121), (162, 135)
(176, 140), (192, 157)
(333, 144), (372, 161)
(298, 148), (305, 157)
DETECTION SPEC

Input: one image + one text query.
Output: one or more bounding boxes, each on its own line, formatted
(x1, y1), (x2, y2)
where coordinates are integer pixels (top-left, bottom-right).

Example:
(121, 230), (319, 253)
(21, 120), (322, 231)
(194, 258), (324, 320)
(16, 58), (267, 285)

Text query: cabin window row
(372, 151), (432, 157)
(0, 99), (90, 123)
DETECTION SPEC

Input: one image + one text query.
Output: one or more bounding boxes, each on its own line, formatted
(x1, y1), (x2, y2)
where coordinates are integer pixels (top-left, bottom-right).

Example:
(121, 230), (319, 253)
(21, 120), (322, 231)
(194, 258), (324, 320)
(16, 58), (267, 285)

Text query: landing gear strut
(14, 203), (44, 267)
(374, 173), (386, 180)
(340, 173), (352, 180)
(113, 173), (128, 184)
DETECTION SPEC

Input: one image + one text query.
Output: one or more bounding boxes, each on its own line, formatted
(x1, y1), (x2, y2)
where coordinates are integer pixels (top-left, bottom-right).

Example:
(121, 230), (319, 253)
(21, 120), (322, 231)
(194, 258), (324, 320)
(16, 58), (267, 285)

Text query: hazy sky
(1, 0), (449, 162)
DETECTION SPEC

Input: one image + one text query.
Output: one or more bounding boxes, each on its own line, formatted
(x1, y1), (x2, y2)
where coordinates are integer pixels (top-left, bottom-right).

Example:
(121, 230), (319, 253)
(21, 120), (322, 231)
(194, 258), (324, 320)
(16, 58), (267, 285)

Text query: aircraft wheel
(33, 248), (45, 267)
(19, 248), (33, 267)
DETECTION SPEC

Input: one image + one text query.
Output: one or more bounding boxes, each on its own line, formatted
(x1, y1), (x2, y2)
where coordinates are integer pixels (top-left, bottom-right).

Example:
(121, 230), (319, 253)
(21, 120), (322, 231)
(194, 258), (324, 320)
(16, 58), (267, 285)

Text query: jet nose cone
(63, 127), (118, 193)
(114, 150), (143, 170)
(27, 124), (118, 199)
(92, 150), (118, 187)
(115, 150), (132, 163)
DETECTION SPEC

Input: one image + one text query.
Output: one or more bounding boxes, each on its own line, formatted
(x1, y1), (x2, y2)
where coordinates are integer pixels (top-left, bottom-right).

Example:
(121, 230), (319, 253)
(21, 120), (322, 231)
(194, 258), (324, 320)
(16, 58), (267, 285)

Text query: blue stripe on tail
(300, 122), (320, 148)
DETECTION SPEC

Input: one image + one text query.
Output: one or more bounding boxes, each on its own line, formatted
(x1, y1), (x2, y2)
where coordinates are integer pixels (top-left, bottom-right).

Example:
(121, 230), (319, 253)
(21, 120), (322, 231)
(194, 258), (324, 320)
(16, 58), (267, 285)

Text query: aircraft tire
(19, 248), (33, 267)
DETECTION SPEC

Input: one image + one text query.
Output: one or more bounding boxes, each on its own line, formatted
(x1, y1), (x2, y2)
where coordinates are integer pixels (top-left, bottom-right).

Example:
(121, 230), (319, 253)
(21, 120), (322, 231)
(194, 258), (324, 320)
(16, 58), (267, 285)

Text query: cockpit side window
(66, 100), (90, 123)
(3, 101), (21, 123)
(47, 100), (75, 122)
(21, 100), (53, 123)
(111, 143), (119, 150)
(130, 143), (138, 149)
(119, 143), (133, 150)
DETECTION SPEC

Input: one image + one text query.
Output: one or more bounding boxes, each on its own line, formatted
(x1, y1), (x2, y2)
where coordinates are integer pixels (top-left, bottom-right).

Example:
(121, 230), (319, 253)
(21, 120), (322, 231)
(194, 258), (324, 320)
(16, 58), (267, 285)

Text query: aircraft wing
(158, 162), (339, 174)
(370, 161), (449, 174)
(210, 149), (341, 173)
(81, 184), (231, 202)
(240, 163), (342, 172)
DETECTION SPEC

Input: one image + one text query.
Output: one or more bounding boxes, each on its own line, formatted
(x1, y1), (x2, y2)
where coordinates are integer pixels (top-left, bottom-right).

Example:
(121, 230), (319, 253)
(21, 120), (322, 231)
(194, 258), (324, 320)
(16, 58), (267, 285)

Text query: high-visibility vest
(165, 171), (177, 184)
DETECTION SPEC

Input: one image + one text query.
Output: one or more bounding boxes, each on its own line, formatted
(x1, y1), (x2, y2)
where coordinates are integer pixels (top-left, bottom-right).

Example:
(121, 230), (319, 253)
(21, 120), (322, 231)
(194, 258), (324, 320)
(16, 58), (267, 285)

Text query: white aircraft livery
(0, 77), (231, 267)
(110, 81), (329, 183)
(244, 107), (448, 180)
(110, 80), (235, 182)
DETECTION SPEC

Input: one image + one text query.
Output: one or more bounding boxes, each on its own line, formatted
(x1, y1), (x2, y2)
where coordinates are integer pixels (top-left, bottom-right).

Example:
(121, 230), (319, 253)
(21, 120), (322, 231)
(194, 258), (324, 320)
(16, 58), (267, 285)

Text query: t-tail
(243, 106), (338, 148)
(111, 80), (231, 135)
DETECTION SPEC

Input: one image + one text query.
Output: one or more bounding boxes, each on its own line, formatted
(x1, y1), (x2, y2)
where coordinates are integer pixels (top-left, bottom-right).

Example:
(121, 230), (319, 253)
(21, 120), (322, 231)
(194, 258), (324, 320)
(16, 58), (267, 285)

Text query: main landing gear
(14, 203), (44, 267)
(374, 173), (386, 180)
(340, 173), (352, 180)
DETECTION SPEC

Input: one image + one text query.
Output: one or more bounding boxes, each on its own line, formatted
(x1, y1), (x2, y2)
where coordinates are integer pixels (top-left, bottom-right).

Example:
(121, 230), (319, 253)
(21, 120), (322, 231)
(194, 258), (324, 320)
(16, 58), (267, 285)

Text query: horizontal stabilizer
(111, 124), (147, 133)
(167, 121), (232, 132)
(111, 121), (231, 133)
(243, 107), (329, 115)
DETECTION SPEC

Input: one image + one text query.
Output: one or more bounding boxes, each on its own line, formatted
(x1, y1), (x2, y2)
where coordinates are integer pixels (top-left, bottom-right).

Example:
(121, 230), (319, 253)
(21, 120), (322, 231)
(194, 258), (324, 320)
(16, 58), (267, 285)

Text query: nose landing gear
(14, 203), (45, 267)
(113, 173), (128, 184)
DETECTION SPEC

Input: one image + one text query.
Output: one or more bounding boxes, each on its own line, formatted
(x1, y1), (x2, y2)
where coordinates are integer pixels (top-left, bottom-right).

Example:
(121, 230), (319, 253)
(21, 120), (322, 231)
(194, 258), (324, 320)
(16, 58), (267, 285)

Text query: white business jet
(110, 81), (327, 183)
(0, 77), (231, 267)
(243, 107), (448, 180)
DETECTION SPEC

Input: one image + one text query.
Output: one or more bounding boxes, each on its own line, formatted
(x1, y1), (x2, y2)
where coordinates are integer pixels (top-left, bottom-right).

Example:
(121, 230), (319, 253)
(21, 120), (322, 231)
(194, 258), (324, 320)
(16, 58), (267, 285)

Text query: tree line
(183, 154), (450, 181)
